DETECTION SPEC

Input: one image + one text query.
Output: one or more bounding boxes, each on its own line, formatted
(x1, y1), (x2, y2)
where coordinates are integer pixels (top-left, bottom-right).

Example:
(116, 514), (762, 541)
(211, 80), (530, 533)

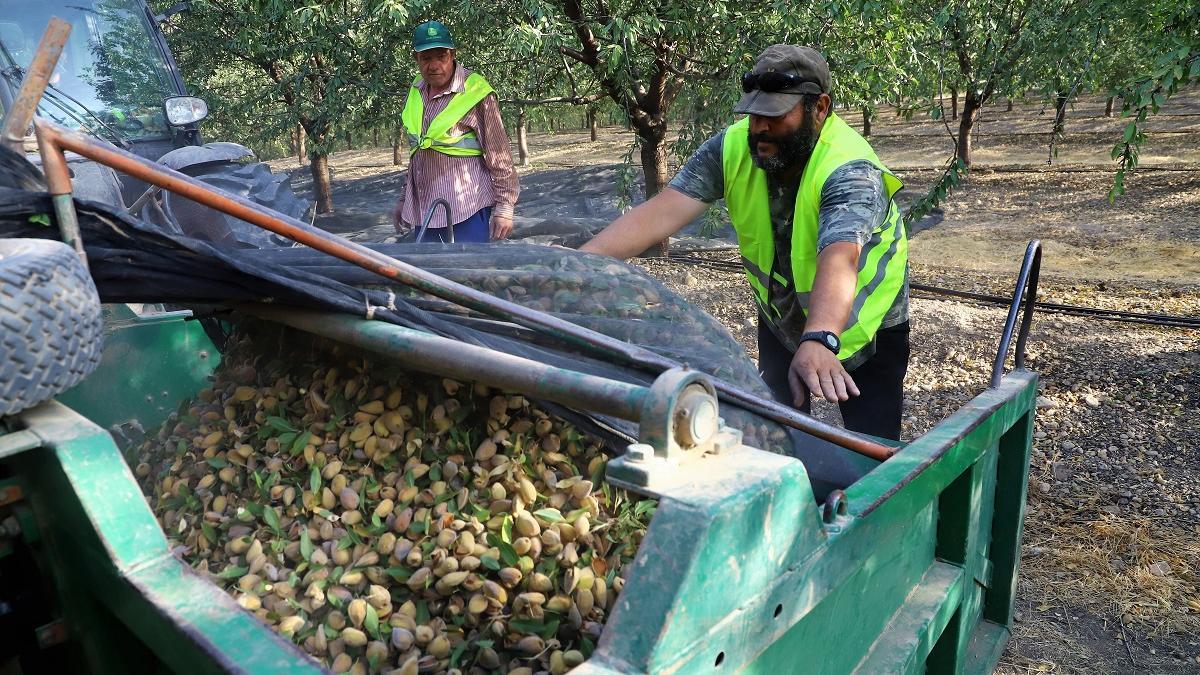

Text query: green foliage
(150, 0), (1195, 212)
(156, 0), (419, 156)
(1107, 4), (1199, 200)
(903, 158), (968, 231)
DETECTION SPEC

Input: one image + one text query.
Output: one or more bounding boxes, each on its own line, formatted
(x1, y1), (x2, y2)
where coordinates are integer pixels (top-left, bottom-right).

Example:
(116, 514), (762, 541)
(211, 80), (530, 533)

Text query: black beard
(748, 113), (819, 177)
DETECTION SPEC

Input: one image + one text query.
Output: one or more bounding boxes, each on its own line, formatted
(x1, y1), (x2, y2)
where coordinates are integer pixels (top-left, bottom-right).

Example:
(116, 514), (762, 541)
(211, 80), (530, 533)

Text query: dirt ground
(269, 88), (1200, 673)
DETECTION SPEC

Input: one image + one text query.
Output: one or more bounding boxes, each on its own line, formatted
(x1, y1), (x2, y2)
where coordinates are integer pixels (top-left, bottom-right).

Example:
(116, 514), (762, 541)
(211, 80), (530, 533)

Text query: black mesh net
(1, 145), (879, 496)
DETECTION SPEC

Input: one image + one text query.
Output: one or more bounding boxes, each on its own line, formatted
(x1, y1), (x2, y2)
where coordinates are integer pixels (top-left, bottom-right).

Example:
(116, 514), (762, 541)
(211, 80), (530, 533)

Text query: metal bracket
(606, 368), (744, 495)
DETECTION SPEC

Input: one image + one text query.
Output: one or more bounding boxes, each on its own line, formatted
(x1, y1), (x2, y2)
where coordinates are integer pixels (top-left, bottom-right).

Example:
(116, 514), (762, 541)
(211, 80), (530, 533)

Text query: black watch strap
(798, 330), (840, 354)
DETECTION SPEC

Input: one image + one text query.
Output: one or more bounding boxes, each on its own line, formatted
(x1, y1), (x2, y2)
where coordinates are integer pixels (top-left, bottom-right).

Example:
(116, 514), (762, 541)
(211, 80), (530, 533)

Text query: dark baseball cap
(413, 20), (455, 52)
(733, 45), (830, 117)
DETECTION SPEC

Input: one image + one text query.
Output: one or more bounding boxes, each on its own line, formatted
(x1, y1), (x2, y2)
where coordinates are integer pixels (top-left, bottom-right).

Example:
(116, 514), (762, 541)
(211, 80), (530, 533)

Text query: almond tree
(161, 0), (412, 214)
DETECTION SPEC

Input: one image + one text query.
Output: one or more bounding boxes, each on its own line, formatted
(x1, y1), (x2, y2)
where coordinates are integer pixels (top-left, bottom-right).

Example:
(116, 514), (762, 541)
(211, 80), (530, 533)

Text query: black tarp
(0, 147), (878, 496)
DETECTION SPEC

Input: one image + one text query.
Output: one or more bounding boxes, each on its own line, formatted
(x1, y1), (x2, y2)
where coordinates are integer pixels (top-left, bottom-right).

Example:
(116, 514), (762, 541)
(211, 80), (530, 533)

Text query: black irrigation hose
(909, 284), (1200, 328)
(664, 253), (1200, 329)
(890, 166), (1200, 174)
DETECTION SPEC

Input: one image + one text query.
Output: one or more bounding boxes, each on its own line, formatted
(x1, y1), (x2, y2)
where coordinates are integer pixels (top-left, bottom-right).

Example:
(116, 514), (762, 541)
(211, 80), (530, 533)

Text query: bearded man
(581, 45), (910, 440)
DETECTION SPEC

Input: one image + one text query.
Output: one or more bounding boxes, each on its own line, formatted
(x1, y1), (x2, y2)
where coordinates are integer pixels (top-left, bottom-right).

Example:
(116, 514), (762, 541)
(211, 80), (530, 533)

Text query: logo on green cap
(414, 20), (454, 50)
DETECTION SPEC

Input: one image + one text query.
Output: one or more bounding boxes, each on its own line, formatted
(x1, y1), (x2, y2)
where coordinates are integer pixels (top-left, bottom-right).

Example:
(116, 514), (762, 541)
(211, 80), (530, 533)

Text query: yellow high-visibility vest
(721, 113), (907, 363)
(401, 72), (494, 157)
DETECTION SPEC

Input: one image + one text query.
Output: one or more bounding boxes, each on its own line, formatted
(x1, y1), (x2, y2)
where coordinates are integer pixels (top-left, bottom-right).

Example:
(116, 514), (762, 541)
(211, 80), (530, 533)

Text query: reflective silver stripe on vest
(434, 136), (482, 151)
(742, 255), (812, 319)
(739, 254), (795, 290)
(741, 255), (771, 289)
(408, 134), (483, 152)
(847, 209), (901, 329)
(741, 257), (780, 319)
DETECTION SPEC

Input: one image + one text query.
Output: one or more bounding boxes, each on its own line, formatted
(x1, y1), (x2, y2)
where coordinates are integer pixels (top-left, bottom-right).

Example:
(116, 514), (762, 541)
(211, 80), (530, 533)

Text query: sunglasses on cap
(741, 71), (822, 94)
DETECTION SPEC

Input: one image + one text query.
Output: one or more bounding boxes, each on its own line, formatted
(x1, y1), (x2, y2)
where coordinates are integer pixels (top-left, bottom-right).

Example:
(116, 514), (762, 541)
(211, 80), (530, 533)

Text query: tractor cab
(0, 0), (207, 161)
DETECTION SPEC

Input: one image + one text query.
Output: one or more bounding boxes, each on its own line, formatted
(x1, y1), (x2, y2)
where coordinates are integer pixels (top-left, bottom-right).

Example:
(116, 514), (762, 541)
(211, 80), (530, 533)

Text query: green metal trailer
(1, 267), (1043, 675)
(0, 115), (1044, 674)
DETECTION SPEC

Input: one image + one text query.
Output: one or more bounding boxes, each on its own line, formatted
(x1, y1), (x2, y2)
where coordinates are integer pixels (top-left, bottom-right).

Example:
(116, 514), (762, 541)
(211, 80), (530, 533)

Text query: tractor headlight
(164, 96), (209, 126)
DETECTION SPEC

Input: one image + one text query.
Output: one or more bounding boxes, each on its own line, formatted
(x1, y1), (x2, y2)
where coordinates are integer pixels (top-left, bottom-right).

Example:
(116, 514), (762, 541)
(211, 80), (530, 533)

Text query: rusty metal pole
(34, 118), (87, 269)
(30, 119), (896, 461)
(0, 18), (71, 153)
(4, 19), (86, 267)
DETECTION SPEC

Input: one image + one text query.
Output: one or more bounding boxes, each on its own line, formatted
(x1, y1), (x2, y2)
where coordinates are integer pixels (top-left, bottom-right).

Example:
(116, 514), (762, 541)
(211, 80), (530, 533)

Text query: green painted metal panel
(57, 304), (219, 436)
(852, 562), (965, 673)
(746, 503), (939, 674)
(983, 411), (1035, 626)
(577, 371), (1037, 675)
(5, 290), (1037, 674)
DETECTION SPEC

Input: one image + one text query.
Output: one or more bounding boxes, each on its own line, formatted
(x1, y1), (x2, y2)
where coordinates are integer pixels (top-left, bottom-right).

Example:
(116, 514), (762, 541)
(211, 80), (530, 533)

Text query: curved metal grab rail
(990, 240), (1041, 388)
(414, 198), (453, 243)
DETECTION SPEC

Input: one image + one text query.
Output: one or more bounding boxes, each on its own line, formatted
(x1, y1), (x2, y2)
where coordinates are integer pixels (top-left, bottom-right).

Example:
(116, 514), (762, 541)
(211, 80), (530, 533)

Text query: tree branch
(502, 93), (605, 105)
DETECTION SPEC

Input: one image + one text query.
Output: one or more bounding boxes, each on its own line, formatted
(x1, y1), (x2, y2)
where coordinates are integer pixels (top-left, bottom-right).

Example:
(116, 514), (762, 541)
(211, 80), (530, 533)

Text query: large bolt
(674, 389), (718, 448)
(624, 443), (653, 463)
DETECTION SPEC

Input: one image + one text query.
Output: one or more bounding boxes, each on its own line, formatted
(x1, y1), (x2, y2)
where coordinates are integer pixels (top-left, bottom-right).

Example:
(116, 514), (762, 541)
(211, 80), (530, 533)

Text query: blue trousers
(421, 206), (492, 243)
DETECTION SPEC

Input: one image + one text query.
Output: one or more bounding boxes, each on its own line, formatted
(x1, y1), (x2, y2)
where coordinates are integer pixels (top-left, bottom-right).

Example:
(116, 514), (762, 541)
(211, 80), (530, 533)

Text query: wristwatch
(798, 330), (841, 354)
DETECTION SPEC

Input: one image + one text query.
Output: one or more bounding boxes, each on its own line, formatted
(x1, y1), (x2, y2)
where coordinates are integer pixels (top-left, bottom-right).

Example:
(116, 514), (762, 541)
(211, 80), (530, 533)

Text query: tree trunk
(311, 152), (334, 214)
(861, 106), (872, 137)
(639, 138), (669, 198)
(297, 125), (306, 165)
(1053, 92), (1069, 135)
(516, 109), (529, 166)
(392, 136), (402, 166)
(950, 87), (959, 120)
(373, 128), (380, 147)
(588, 108), (598, 141)
(344, 130), (352, 150)
(1105, 96), (1114, 117)
(1007, 99), (1014, 112)
(638, 126), (670, 256)
(956, 93), (983, 168)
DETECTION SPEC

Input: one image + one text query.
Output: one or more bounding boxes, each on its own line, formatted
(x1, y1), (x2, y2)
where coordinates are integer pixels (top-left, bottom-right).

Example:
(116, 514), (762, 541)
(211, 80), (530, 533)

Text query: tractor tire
(162, 161), (310, 248)
(0, 239), (103, 417)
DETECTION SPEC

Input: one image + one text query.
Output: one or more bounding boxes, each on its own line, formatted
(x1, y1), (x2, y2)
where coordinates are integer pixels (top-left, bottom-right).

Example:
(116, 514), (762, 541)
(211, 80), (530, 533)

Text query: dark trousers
(420, 206), (493, 243)
(758, 318), (910, 440)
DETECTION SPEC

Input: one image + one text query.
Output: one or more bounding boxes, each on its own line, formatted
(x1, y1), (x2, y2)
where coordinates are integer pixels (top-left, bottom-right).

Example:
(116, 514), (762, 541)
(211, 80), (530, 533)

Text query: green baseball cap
(412, 20), (455, 52)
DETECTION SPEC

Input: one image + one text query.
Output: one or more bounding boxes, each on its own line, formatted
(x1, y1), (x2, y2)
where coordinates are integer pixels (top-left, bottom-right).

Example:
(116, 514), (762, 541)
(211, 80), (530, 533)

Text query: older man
(582, 45), (909, 440)
(395, 20), (519, 242)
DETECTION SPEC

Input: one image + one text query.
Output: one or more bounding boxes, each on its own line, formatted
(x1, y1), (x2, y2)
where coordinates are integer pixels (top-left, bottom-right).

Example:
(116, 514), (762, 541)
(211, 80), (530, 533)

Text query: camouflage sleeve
(816, 160), (889, 253)
(666, 130), (726, 204)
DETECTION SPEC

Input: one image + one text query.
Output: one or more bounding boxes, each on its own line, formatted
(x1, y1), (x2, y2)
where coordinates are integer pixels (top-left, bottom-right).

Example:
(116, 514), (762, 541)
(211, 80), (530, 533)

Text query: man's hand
(489, 213), (513, 240)
(788, 341), (859, 407)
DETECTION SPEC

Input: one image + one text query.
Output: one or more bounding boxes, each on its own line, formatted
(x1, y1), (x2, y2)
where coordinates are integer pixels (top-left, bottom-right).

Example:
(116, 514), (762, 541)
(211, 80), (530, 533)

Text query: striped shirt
(398, 64), (519, 231)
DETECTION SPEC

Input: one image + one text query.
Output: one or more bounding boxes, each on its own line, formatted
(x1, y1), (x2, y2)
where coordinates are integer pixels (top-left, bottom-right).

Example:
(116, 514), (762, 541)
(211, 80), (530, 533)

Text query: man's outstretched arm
(580, 188), (708, 259)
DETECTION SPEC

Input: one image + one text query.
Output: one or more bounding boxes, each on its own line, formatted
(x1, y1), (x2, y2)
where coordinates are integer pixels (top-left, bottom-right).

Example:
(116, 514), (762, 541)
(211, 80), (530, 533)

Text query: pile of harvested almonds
(134, 326), (655, 674)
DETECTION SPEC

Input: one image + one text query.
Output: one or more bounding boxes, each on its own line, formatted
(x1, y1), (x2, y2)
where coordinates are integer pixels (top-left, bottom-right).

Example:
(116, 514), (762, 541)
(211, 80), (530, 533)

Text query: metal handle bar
(991, 240), (1041, 388)
(414, 198), (453, 243)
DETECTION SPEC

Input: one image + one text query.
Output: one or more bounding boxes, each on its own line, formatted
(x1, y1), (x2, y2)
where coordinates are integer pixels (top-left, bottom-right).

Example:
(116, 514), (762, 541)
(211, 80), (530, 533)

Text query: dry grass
(1021, 496), (1200, 637)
